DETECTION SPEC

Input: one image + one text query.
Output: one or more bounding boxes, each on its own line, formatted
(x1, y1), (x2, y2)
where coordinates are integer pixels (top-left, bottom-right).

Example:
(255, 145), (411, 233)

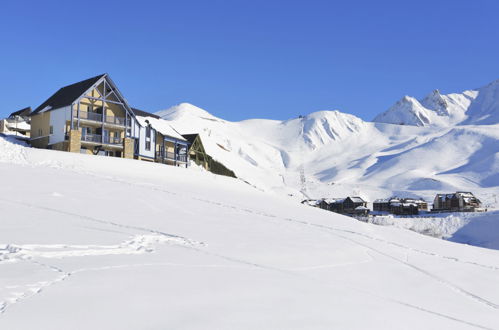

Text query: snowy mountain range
(156, 79), (499, 207)
(373, 79), (499, 127)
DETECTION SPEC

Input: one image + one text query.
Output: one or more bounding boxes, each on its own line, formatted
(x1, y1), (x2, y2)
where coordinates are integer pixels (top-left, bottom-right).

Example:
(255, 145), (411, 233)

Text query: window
(145, 141), (151, 151)
(81, 127), (91, 138)
(38, 128), (42, 136)
(49, 126), (53, 134)
(146, 125), (151, 138)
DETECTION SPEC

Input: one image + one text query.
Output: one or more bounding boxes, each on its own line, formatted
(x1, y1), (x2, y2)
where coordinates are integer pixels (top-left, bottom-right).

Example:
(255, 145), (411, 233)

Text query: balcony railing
(81, 133), (122, 145)
(79, 111), (102, 122)
(156, 151), (188, 163)
(77, 111), (126, 126)
(104, 115), (126, 126)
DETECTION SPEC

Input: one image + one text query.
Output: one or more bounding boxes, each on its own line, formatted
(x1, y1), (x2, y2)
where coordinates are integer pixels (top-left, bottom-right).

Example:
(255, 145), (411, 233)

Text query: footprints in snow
(0, 234), (199, 263)
(0, 234), (201, 315)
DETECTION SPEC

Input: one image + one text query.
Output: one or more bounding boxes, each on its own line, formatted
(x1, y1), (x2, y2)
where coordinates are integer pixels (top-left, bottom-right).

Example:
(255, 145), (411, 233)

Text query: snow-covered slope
(1, 137), (499, 329)
(462, 79), (499, 125)
(156, 96), (499, 208)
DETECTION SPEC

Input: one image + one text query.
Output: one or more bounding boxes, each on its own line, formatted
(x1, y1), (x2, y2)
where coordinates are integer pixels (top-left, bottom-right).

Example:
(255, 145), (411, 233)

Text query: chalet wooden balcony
(81, 133), (123, 149)
(155, 151), (188, 163)
(75, 111), (127, 129)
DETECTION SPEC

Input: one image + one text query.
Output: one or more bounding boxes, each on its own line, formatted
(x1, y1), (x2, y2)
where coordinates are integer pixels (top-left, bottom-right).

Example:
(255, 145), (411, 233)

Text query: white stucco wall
(49, 106), (71, 145)
(137, 124), (156, 159)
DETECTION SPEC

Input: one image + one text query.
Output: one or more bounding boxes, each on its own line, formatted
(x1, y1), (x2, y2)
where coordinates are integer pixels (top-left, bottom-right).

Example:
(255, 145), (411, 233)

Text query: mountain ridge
(152, 79), (499, 207)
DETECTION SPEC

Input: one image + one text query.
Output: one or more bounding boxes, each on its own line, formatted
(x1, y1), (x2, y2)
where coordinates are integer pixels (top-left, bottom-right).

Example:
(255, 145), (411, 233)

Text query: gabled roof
(32, 74), (106, 115)
(9, 107), (31, 118)
(182, 134), (199, 144)
(348, 197), (366, 203)
(131, 107), (160, 119)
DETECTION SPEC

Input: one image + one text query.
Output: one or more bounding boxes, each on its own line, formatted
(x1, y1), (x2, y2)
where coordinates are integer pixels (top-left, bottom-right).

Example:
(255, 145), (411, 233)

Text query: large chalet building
(29, 74), (189, 166)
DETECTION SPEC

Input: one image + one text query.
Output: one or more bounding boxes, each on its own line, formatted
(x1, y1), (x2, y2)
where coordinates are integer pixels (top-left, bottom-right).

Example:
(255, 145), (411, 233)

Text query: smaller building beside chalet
(134, 109), (189, 167)
(432, 192), (483, 212)
(0, 107), (31, 137)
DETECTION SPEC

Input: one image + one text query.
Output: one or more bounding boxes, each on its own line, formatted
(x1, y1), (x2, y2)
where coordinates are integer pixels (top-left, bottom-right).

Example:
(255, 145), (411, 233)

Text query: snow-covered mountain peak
(421, 89), (450, 116)
(300, 110), (366, 132)
(372, 80), (499, 127)
(373, 95), (431, 127)
(279, 110), (369, 149)
(156, 102), (220, 122)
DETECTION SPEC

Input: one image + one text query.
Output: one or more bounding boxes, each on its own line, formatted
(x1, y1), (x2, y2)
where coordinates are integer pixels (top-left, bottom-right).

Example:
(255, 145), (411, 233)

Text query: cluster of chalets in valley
(303, 191), (486, 217)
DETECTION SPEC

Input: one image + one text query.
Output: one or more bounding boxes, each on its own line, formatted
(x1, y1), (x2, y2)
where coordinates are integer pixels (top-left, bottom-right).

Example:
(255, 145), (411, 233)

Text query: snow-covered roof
(5, 120), (30, 131)
(355, 206), (368, 210)
(136, 116), (186, 142)
(402, 203), (417, 207)
(349, 197), (365, 203)
(456, 192), (474, 198)
(301, 199), (320, 206)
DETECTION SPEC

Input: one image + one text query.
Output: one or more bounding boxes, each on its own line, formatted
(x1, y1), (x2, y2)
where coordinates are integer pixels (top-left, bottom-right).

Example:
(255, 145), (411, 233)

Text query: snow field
(1, 140), (499, 329)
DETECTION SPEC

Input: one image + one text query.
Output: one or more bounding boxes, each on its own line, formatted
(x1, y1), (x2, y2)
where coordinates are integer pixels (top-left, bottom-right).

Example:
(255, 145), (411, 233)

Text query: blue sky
(1, 0), (498, 121)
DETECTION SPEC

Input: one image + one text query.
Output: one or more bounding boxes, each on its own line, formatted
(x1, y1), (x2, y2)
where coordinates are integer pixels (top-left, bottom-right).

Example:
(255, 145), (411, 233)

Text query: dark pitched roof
(131, 107), (160, 119)
(32, 74), (106, 115)
(9, 107), (32, 118)
(182, 134), (199, 144)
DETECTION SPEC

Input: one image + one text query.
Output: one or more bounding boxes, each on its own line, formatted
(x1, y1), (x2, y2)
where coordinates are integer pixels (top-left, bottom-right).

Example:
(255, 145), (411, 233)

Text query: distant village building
(0, 107), (31, 137)
(432, 192), (483, 212)
(373, 197), (428, 215)
(329, 197), (369, 216)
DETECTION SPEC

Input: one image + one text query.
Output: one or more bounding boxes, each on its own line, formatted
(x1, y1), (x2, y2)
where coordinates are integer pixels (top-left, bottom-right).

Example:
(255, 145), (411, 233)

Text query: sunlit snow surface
(1, 136), (499, 329)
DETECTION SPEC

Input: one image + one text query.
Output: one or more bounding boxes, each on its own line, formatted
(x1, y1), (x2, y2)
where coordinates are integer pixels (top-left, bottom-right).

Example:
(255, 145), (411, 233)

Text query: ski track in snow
(185, 197), (499, 312)
(2, 193), (499, 317)
(1, 171), (498, 327)
(0, 232), (198, 315)
(66, 170), (498, 274)
(12, 156), (499, 274)
(0, 256), (70, 315)
(0, 197), (203, 315)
